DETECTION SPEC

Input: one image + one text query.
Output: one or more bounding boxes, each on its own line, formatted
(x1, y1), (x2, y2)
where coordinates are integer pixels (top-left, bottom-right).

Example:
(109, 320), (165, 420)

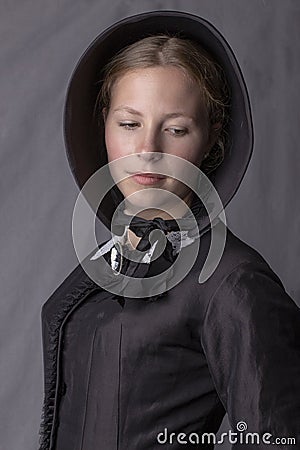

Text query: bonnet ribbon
(88, 195), (208, 299)
(111, 197), (204, 279)
(119, 215), (192, 262)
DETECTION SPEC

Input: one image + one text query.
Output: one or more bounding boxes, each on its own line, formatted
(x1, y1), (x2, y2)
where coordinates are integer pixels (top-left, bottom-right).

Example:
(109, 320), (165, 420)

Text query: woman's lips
(128, 172), (166, 185)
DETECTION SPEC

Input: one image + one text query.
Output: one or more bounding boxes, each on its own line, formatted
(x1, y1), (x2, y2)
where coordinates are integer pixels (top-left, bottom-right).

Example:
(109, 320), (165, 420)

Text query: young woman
(38, 11), (300, 450)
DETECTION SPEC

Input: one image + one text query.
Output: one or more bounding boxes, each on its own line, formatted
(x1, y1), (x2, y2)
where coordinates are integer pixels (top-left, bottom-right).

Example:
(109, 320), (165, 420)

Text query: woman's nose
(137, 129), (163, 162)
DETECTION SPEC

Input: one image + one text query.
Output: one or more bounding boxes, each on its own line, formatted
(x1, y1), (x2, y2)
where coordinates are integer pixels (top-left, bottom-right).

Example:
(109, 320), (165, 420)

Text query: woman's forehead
(109, 66), (206, 116)
(112, 66), (196, 90)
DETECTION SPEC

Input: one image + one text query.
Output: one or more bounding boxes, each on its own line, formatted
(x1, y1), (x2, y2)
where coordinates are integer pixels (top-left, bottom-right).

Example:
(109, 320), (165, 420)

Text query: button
(111, 242), (123, 275)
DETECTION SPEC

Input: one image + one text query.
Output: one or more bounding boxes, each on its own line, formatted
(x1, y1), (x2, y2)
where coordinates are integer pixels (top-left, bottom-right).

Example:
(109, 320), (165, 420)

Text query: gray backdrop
(1, 1), (299, 449)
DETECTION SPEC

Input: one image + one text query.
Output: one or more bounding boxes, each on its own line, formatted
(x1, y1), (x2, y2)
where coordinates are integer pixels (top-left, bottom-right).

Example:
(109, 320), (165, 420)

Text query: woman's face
(104, 66), (213, 217)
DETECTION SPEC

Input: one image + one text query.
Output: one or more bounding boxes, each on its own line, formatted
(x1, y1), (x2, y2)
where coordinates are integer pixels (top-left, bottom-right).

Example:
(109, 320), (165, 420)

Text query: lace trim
(91, 229), (197, 264)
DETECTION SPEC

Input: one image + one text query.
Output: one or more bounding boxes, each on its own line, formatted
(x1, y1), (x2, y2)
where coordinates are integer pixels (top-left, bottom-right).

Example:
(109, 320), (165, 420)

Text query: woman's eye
(167, 128), (188, 137)
(119, 122), (140, 130)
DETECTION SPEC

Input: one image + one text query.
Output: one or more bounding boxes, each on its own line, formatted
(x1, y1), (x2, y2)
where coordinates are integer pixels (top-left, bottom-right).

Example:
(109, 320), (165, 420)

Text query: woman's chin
(123, 191), (189, 219)
(124, 196), (166, 215)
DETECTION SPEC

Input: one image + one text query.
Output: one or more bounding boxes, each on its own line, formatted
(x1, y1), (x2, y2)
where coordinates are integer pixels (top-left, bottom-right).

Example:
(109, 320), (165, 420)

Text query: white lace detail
(90, 227), (196, 264)
(166, 230), (195, 252)
(90, 226), (128, 261)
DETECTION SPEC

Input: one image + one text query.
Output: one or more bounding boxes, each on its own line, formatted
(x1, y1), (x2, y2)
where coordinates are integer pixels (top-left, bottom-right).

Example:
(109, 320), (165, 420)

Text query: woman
(38, 11), (300, 450)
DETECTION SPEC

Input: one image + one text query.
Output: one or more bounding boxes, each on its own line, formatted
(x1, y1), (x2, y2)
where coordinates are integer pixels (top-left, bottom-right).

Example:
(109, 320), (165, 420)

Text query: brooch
(110, 241), (123, 275)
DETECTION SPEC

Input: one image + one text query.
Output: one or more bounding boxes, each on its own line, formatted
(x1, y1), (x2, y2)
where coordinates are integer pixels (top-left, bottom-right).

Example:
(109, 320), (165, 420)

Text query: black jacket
(38, 11), (300, 450)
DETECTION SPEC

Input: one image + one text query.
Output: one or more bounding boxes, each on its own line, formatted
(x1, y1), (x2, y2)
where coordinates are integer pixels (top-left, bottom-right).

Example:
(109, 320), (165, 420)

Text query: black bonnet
(63, 10), (253, 230)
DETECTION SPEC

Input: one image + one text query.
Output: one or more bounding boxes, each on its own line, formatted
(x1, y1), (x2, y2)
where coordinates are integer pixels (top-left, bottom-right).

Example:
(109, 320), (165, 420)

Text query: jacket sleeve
(201, 260), (300, 449)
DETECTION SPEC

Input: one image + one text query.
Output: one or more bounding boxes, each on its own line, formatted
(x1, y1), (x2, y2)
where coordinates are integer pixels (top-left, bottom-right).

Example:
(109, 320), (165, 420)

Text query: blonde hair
(95, 34), (231, 174)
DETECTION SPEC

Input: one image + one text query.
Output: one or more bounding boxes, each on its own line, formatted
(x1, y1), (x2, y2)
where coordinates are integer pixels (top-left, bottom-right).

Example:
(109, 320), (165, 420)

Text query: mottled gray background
(0, 1), (299, 449)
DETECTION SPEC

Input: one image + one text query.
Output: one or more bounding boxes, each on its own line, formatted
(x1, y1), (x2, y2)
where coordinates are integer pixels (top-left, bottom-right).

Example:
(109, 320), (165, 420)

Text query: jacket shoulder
(41, 242), (108, 324)
(195, 225), (285, 304)
(222, 227), (274, 270)
(41, 263), (87, 320)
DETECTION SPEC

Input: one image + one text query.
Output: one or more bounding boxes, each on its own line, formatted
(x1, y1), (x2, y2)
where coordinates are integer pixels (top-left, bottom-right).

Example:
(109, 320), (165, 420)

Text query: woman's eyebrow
(113, 106), (142, 116)
(112, 106), (194, 120)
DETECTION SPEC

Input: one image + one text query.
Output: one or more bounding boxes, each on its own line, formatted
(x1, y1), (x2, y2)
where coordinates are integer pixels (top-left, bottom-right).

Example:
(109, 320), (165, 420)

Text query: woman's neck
(123, 191), (195, 250)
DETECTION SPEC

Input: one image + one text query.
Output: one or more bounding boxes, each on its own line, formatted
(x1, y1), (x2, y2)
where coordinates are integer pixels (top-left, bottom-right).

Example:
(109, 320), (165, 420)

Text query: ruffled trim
(38, 276), (100, 450)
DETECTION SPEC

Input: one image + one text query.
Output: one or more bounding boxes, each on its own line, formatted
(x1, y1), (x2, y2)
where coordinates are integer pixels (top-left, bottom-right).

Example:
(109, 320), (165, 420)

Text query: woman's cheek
(106, 132), (133, 162)
(105, 136), (123, 162)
